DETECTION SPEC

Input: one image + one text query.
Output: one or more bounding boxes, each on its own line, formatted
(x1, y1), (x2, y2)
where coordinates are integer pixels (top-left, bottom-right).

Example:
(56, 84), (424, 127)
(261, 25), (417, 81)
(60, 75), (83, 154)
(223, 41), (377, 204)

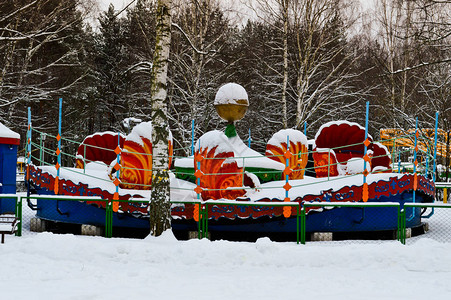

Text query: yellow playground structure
(380, 128), (450, 173)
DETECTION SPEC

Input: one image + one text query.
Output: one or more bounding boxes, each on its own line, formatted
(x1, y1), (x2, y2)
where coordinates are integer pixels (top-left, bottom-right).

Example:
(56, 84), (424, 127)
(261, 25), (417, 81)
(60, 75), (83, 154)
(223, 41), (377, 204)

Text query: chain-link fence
(6, 194), (451, 244)
(19, 195), (151, 238)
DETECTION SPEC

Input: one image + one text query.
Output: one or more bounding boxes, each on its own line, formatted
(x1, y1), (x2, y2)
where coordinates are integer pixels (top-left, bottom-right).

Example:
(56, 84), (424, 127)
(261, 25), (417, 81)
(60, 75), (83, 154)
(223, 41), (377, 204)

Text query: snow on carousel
(25, 84), (436, 241)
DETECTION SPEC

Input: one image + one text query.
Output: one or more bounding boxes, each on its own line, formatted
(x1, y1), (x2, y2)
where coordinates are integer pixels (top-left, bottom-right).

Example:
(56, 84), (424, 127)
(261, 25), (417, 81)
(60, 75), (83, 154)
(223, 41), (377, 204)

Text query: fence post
(301, 206), (306, 245)
(408, 118), (419, 222)
(105, 199), (113, 238)
(15, 196), (22, 237)
(362, 101), (370, 202)
(54, 98), (62, 195)
(112, 132), (121, 213)
(26, 107), (32, 182)
(204, 203), (209, 239)
(39, 133), (44, 165)
(296, 204), (300, 244)
(433, 111), (439, 182)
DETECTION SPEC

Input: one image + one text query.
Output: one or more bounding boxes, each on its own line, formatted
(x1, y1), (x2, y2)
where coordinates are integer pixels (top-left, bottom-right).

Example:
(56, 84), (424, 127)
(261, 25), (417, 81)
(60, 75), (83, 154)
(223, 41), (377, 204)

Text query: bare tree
(169, 0), (235, 152)
(0, 0), (91, 134)
(246, 0), (290, 128)
(290, 0), (365, 130)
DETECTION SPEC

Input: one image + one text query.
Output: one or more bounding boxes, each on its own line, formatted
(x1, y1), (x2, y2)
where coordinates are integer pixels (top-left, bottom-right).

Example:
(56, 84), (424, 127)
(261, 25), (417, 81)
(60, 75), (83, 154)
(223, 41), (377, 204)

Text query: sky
(96, 0), (377, 18)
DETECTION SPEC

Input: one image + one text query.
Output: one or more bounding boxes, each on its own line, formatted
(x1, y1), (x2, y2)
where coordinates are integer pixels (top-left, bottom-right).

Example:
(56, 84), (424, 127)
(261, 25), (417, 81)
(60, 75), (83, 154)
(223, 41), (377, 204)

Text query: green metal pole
(39, 134), (43, 165)
(296, 205), (300, 244)
(204, 204), (209, 239)
(16, 196), (22, 237)
(301, 206), (306, 245)
(105, 200), (113, 238)
(198, 204), (202, 240)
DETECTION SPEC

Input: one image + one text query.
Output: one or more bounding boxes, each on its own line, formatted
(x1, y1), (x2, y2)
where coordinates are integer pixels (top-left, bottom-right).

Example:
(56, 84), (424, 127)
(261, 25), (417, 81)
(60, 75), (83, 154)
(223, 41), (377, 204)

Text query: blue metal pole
(57, 98), (62, 178)
(191, 119), (195, 156)
(248, 128), (252, 148)
(413, 118), (418, 175)
(197, 140), (201, 200)
(433, 112), (439, 182)
(363, 101), (369, 184)
(27, 107), (32, 165)
(304, 121), (307, 136)
(116, 132), (120, 195)
(286, 136), (290, 200)
(425, 147), (429, 177)
(409, 117), (418, 222)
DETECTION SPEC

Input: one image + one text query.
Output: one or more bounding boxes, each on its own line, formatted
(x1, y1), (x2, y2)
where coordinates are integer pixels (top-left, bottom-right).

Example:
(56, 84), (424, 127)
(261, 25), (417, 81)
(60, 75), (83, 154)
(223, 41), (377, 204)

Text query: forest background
(0, 0), (449, 168)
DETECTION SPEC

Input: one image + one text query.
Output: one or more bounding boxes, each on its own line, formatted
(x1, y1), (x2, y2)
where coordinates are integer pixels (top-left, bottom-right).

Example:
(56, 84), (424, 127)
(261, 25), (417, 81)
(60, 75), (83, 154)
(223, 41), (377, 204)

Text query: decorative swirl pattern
(195, 145), (246, 200)
(312, 151), (339, 177)
(266, 141), (308, 180)
(120, 137), (153, 189)
(75, 132), (125, 169)
(117, 122), (173, 190)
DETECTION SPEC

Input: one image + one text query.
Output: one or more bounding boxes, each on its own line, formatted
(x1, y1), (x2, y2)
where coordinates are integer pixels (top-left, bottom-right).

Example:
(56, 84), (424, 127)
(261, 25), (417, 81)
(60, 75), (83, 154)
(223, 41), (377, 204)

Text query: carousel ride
(26, 83), (435, 240)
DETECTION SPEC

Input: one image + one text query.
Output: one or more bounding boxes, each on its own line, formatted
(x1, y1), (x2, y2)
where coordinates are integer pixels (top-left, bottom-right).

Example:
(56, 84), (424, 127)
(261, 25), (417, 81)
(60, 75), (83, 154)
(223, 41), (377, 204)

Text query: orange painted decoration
(266, 141), (308, 180)
(194, 169), (203, 179)
(193, 204), (200, 221)
(283, 167), (292, 176)
(112, 192), (119, 212)
(414, 173), (418, 190)
(54, 176), (59, 195)
(120, 136), (153, 189)
(312, 151), (339, 177)
(194, 186), (203, 194)
(194, 146), (245, 200)
(283, 206), (291, 218)
(362, 182), (368, 202)
(283, 197), (291, 218)
(283, 182), (292, 191)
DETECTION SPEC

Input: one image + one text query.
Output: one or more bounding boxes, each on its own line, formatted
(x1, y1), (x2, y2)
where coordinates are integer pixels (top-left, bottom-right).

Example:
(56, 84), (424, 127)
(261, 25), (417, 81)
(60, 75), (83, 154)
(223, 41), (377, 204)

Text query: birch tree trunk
(150, 0), (172, 236)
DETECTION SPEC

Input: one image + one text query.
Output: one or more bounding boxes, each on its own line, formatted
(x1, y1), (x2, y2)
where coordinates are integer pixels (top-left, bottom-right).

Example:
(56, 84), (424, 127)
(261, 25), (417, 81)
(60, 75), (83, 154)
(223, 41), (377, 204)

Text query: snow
(0, 122), (20, 139)
(177, 131), (284, 171)
(34, 165), (195, 202)
(314, 120), (374, 142)
(123, 121), (172, 148)
(346, 157), (371, 174)
(214, 83), (248, 105)
(126, 121), (153, 147)
(267, 128), (308, 147)
(2, 229), (451, 299)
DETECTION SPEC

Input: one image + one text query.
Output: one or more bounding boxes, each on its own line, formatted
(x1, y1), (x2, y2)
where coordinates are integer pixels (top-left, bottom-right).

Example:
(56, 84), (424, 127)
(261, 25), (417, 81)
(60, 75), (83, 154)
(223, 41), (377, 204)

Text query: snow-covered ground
(2, 192), (451, 299)
(1, 231), (451, 299)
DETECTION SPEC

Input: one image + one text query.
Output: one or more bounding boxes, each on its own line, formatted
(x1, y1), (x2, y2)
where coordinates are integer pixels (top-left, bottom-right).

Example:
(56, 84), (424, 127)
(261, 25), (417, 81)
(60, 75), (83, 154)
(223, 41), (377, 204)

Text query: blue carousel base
(172, 191), (433, 241)
(30, 188), (149, 230)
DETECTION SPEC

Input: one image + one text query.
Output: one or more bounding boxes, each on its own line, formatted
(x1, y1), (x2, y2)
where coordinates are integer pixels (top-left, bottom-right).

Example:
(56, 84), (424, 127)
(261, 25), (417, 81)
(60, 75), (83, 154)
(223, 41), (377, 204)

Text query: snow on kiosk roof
(0, 122), (20, 145)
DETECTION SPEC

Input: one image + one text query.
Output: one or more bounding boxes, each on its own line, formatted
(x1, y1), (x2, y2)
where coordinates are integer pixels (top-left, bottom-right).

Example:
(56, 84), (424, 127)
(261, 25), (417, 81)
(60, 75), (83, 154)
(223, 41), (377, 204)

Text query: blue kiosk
(0, 122), (20, 213)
